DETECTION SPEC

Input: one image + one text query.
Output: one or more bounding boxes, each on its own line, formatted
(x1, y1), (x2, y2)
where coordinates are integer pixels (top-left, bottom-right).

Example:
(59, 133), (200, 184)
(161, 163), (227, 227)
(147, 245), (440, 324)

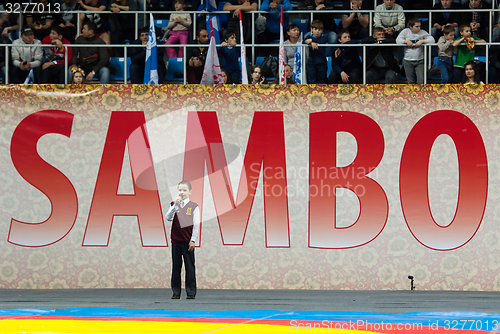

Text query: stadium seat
(255, 56), (276, 81)
(165, 57), (184, 82)
(334, 18), (342, 30)
(109, 57), (131, 82)
(292, 19), (309, 38)
(154, 19), (169, 28)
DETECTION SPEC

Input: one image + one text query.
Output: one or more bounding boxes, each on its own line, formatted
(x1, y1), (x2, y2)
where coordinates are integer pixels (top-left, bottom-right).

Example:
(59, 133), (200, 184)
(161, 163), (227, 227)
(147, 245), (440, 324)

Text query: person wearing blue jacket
(219, 30), (242, 83)
(258, 0), (292, 45)
(328, 29), (362, 84)
(304, 19), (327, 84)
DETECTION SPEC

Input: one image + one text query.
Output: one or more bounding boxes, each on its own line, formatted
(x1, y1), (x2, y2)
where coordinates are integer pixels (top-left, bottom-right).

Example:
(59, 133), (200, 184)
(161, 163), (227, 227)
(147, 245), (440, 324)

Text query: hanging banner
(0, 84), (499, 290)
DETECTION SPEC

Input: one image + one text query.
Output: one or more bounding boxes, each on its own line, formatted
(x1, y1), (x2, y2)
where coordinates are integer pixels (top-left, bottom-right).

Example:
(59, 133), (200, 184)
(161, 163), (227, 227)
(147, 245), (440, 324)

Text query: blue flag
(24, 68), (35, 84)
(206, 0), (221, 45)
(144, 13), (159, 84)
(293, 34), (303, 84)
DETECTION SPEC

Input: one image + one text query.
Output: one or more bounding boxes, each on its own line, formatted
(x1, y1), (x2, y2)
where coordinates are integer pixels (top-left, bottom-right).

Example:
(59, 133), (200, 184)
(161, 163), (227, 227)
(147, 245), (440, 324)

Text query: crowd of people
(0, 0), (499, 84)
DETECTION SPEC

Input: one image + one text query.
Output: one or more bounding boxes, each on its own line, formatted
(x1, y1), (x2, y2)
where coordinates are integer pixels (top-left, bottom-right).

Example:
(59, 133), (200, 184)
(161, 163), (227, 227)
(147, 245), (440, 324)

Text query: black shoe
(186, 295), (195, 299)
(171, 295), (180, 299)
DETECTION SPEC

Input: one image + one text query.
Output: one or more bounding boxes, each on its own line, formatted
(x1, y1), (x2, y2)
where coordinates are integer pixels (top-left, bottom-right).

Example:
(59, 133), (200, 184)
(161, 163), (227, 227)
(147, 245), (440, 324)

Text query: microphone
(175, 194), (183, 206)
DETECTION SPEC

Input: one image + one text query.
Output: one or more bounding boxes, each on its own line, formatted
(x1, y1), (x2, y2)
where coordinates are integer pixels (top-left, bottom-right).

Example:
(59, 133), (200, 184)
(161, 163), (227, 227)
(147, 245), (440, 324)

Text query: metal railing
(1, 6), (499, 84)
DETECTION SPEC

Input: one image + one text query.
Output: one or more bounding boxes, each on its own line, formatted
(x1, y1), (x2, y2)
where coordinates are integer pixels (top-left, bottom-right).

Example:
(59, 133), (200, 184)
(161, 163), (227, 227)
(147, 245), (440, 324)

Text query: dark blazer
(431, 2), (462, 28)
(460, 1), (492, 41)
(361, 36), (400, 73)
(298, 0), (338, 32)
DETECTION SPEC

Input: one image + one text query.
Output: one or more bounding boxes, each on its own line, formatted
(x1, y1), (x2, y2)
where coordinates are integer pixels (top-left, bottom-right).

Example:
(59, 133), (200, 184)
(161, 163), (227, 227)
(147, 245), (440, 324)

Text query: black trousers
(171, 243), (196, 297)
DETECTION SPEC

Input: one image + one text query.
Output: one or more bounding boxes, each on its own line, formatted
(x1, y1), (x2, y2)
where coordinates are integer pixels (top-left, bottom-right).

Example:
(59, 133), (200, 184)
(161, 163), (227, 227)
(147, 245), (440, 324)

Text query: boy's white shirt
(396, 28), (435, 60)
(165, 198), (200, 244)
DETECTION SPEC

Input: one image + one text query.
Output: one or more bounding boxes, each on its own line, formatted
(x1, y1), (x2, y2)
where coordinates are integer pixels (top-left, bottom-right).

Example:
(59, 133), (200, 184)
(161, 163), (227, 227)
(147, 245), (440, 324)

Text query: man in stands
(362, 27), (400, 84)
(129, 27), (165, 84)
(223, 0), (258, 44)
(109, 0), (138, 49)
(25, 0), (54, 41)
(11, 27), (43, 84)
(77, 0), (111, 44)
(340, 0), (369, 40)
(186, 28), (209, 84)
(57, 0), (79, 44)
(41, 26), (73, 84)
(69, 21), (110, 84)
(461, 0), (491, 41)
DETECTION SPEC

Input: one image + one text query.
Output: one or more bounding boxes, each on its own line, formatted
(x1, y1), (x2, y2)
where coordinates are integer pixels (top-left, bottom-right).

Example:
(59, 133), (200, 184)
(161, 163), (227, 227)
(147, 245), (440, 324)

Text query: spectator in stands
(25, 0), (54, 41)
(258, 0), (292, 45)
(78, 0), (111, 44)
(71, 67), (85, 83)
(462, 60), (482, 84)
(299, 0), (338, 56)
(461, 0), (491, 41)
(165, 0), (192, 58)
(431, 0), (460, 41)
(362, 27), (400, 84)
(249, 64), (267, 84)
(221, 68), (230, 84)
(11, 27), (43, 84)
(328, 29), (362, 84)
(454, 23), (485, 83)
(489, 35), (500, 83)
(109, 0), (139, 47)
(284, 24), (301, 67)
(274, 63), (296, 84)
(340, 0), (369, 41)
(130, 27), (166, 84)
(223, 0), (258, 44)
(41, 26), (73, 84)
(494, 0), (500, 42)
(373, 0), (405, 38)
(186, 28), (209, 84)
(57, 0), (79, 44)
(70, 21), (110, 83)
(396, 17), (434, 84)
(1, 0), (21, 41)
(437, 25), (458, 84)
(195, 2), (228, 44)
(304, 19), (327, 84)
(220, 30), (241, 84)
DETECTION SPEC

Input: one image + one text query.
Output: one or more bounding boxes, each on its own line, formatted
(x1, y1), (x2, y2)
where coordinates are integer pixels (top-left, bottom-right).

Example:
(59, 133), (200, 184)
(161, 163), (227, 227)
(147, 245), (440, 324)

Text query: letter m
(183, 111), (289, 247)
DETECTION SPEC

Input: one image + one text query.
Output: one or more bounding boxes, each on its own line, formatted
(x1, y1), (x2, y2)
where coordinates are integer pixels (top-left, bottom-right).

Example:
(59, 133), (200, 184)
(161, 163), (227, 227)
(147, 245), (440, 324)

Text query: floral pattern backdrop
(0, 84), (500, 291)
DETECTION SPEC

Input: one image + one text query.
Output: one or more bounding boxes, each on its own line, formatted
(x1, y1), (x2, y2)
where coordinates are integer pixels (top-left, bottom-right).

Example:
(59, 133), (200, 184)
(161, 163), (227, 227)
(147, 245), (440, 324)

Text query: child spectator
(249, 65), (267, 84)
(462, 61), (482, 84)
(304, 20), (327, 84)
(328, 29), (361, 84)
(374, 0), (405, 38)
(274, 64), (297, 84)
(165, 0), (192, 58)
(437, 25), (458, 84)
(220, 30), (241, 84)
(454, 24), (485, 83)
(41, 26), (73, 84)
(362, 27), (400, 84)
(71, 67), (85, 84)
(221, 69), (230, 84)
(396, 17), (434, 84)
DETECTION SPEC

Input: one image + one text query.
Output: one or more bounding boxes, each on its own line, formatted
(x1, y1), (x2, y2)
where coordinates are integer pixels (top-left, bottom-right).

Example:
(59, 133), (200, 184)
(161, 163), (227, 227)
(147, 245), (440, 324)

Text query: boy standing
(329, 29), (362, 84)
(41, 26), (73, 84)
(220, 30), (242, 84)
(437, 25), (459, 84)
(165, 180), (199, 300)
(453, 24), (485, 83)
(396, 17), (434, 84)
(304, 20), (327, 84)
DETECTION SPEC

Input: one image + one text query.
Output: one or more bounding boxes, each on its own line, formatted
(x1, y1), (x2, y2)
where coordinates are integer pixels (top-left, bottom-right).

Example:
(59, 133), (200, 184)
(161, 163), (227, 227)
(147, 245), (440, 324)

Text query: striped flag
(239, 9), (248, 84)
(144, 13), (159, 84)
(293, 33), (303, 84)
(278, 6), (285, 84)
(23, 68), (35, 84)
(200, 20), (223, 84)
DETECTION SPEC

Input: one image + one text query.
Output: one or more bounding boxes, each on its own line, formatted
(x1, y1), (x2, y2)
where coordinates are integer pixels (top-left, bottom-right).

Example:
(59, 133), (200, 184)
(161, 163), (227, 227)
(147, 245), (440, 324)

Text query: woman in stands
(221, 69), (231, 84)
(462, 61), (483, 84)
(274, 64), (297, 84)
(284, 24), (301, 68)
(249, 65), (267, 84)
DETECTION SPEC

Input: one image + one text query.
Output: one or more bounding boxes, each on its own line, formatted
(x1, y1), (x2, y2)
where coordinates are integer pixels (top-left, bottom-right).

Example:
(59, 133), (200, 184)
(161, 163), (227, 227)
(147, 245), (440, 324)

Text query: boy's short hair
(175, 0), (185, 4)
(311, 20), (324, 30)
(224, 30), (236, 40)
(459, 23), (471, 32)
(140, 26), (149, 35)
(338, 29), (350, 40)
(84, 21), (98, 34)
(373, 27), (385, 35)
(408, 17), (421, 27)
(443, 26), (455, 35)
(178, 180), (192, 190)
(51, 26), (65, 37)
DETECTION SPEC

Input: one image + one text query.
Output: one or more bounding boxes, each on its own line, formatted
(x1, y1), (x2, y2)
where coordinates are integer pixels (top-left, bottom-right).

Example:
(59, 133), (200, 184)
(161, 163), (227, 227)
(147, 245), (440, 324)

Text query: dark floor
(1, 289), (499, 313)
